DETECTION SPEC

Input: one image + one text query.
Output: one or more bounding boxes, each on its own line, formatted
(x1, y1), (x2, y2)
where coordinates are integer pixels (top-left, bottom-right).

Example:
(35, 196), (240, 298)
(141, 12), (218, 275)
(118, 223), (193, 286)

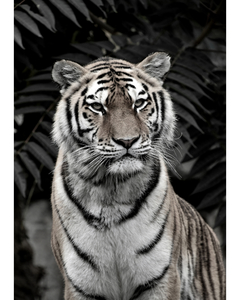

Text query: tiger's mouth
(106, 152), (147, 175)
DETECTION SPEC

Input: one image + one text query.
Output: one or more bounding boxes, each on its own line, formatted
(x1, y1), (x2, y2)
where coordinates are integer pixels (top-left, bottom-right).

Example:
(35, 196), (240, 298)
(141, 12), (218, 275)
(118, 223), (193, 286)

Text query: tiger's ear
(52, 60), (88, 94)
(137, 52), (171, 80)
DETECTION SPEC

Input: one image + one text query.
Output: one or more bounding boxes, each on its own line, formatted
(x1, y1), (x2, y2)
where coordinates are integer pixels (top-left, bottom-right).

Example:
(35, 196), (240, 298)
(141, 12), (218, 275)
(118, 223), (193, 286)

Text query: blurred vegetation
(14, 0), (225, 297)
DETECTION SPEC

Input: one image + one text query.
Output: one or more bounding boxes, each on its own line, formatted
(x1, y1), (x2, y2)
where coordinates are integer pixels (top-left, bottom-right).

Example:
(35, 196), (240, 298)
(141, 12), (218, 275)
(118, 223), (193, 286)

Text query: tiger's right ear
(52, 60), (88, 94)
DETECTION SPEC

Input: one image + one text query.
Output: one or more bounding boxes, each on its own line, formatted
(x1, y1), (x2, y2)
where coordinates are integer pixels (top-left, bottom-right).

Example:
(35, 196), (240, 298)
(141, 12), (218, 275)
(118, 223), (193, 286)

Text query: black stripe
(66, 96), (73, 133)
(142, 83), (149, 92)
(90, 66), (109, 72)
(129, 265), (169, 300)
(97, 79), (112, 85)
(158, 91), (165, 137)
(152, 92), (159, 132)
(181, 280), (186, 300)
(87, 95), (95, 100)
(89, 63), (109, 70)
(137, 209), (170, 255)
(96, 72), (110, 79)
(53, 201), (100, 272)
(204, 228), (217, 300)
(125, 84), (136, 89)
(196, 214), (207, 299)
(55, 240), (106, 300)
(114, 66), (132, 70)
(81, 87), (88, 96)
(112, 62), (131, 66)
(116, 71), (133, 77)
(176, 200), (184, 281)
(138, 90), (146, 96)
(61, 162), (105, 230)
(118, 161), (160, 224)
(118, 78), (133, 82)
(207, 226), (224, 299)
(74, 101), (93, 137)
(181, 201), (198, 299)
(96, 86), (108, 94)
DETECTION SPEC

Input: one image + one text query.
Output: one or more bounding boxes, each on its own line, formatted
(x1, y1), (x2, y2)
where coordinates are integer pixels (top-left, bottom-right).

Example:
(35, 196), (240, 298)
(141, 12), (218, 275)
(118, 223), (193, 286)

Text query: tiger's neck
(58, 146), (170, 229)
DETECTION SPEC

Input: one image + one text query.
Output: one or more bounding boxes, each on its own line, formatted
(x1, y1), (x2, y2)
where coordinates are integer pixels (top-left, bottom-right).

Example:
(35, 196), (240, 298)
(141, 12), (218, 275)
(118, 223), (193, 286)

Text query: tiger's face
(52, 53), (175, 177)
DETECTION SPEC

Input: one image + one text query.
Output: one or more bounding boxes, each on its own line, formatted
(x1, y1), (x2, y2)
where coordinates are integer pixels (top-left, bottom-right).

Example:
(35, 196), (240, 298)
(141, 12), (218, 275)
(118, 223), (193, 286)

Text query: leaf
(67, 0), (92, 21)
(171, 66), (211, 90)
(126, 44), (164, 59)
(48, 0), (81, 28)
(54, 53), (92, 65)
(89, 0), (106, 17)
(175, 62), (208, 80)
(33, 132), (58, 157)
(178, 58), (217, 79)
(94, 40), (115, 52)
(14, 25), (25, 49)
(192, 162), (226, 194)
(19, 151), (42, 189)
(26, 142), (54, 170)
(14, 160), (27, 198)
(156, 36), (179, 54)
(14, 10), (43, 38)
(20, 4), (54, 32)
(174, 104), (203, 133)
(105, 0), (117, 12)
(114, 48), (142, 63)
(190, 148), (225, 176)
(111, 35), (128, 47)
(71, 43), (102, 57)
(197, 182), (225, 210)
(40, 121), (52, 133)
(89, 0), (103, 6)
(17, 82), (58, 94)
(182, 135), (215, 162)
(167, 73), (211, 99)
(28, 73), (53, 81)
(167, 83), (210, 114)
(214, 203), (226, 228)
(14, 106), (46, 115)
(15, 141), (24, 148)
(139, 0), (148, 9)
(32, 0), (56, 31)
(177, 124), (196, 147)
(15, 94), (54, 105)
(171, 92), (205, 121)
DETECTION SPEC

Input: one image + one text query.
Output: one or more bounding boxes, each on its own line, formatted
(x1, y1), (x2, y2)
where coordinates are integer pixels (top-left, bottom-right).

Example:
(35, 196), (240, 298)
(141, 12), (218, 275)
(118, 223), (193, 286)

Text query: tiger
(51, 52), (225, 300)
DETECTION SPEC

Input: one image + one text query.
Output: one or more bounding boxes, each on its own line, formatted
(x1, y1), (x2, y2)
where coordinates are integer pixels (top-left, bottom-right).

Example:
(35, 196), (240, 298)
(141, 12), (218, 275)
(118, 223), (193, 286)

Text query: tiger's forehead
(86, 72), (147, 105)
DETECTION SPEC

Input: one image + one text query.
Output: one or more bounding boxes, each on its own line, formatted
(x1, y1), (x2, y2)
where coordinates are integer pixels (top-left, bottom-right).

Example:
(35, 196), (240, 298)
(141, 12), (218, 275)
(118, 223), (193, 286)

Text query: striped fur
(51, 53), (225, 300)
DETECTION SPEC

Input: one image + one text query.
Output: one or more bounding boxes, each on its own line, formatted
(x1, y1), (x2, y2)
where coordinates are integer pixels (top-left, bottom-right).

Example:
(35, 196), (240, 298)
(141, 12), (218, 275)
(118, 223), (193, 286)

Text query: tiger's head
(52, 53), (176, 178)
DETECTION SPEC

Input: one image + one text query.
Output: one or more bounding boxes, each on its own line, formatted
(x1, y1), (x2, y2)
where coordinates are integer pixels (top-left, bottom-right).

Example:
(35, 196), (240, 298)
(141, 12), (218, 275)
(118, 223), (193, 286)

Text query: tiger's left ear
(52, 60), (88, 94)
(136, 52), (171, 80)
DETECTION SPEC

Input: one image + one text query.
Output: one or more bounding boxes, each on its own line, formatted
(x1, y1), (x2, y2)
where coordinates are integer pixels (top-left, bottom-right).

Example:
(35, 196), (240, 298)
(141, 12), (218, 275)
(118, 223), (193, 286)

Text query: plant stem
(89, 11), (116, 35)
(14, 0), (26, 9)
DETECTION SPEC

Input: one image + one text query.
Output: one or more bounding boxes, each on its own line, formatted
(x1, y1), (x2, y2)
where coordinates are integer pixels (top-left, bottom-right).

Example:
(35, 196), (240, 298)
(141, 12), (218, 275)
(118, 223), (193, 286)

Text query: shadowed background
(14, 0), (226, 299)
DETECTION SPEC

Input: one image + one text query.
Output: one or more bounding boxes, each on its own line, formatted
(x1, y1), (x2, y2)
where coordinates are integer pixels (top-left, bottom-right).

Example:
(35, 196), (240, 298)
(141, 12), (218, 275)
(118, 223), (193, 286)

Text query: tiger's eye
(135, 99), (145, 108)
(91, 103), (103, 111)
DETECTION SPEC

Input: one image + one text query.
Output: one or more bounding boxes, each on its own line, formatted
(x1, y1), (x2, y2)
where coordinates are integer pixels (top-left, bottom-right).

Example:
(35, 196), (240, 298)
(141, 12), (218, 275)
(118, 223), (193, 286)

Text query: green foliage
(14, 0), (226, 232)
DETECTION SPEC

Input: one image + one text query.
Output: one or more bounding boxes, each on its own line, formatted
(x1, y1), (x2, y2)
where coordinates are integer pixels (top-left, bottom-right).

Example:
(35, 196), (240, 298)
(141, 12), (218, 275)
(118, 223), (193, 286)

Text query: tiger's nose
(112, 136), (140, 149)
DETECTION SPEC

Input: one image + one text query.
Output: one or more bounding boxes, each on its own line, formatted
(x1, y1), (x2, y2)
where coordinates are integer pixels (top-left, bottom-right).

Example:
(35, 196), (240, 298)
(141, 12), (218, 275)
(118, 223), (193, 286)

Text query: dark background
(14, 0), (226, 299)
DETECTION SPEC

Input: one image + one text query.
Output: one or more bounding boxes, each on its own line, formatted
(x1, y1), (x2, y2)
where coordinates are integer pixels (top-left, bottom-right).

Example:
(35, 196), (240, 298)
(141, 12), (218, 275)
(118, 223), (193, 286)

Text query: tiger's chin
(107, 155), (145, 175)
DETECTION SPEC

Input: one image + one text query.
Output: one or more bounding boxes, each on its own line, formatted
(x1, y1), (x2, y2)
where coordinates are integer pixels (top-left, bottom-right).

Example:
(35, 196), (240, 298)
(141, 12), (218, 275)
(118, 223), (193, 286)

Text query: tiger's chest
(60, 208), (173, 300)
